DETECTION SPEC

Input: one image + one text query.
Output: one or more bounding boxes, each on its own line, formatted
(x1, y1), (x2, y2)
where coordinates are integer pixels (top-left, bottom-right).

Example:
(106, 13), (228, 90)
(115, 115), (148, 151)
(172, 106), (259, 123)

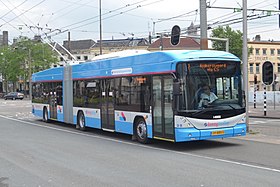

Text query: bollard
(264, 84), (267, 116)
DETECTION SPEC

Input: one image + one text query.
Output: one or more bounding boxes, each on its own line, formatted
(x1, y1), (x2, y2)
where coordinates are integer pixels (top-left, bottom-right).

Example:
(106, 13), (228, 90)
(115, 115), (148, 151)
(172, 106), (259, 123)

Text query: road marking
(1, 114), (280, 174)
(250, 121), (266, 125)
(267, 119), (280, 122)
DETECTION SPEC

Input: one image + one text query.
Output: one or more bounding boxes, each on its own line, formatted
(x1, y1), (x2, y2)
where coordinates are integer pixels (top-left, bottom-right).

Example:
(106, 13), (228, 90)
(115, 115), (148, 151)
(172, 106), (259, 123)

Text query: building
(55, 39), (96, 66)
(92, 38), (150, 55)
(0, 31), (8, 47)
(56, 38), (150, 66)
(248, 35), (280, 91)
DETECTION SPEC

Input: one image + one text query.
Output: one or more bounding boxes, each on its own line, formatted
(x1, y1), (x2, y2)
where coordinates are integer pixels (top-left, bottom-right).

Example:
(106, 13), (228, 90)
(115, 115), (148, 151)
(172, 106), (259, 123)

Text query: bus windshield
(177, 61), (244, 113)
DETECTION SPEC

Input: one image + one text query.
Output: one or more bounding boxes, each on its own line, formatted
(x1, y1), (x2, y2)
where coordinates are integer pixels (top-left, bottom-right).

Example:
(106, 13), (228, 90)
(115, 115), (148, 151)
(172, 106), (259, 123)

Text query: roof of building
(94, 38), (150, 48)
(148, 37), (200, 49)
(63, 39), (96, 50)
(248, 40), (280, 45)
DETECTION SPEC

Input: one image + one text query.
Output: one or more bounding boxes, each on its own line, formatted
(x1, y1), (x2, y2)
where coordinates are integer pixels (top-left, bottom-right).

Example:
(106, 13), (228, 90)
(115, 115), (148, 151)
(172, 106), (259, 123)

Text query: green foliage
(0, 37), (58, 91)
(210, 26), (243, 59)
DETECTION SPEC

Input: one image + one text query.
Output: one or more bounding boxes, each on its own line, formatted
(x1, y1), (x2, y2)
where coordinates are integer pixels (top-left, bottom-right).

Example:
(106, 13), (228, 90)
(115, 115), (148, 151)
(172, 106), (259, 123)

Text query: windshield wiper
(191, 107), (214, 117)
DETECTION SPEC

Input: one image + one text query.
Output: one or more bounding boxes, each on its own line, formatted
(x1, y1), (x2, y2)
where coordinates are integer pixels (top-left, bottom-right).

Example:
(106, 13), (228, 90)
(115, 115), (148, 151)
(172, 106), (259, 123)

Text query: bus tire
(135, 118), (149, 144)
(43, 107), (49, 122)
(77, 111), (86, 131)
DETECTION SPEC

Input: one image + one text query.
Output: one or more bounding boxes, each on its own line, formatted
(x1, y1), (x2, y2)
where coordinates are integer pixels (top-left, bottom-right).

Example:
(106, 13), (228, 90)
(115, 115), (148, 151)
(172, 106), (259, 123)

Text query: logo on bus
(204, 121), (230, 127)
(119, 112), (126, 121)
(111, 68), (132, 75)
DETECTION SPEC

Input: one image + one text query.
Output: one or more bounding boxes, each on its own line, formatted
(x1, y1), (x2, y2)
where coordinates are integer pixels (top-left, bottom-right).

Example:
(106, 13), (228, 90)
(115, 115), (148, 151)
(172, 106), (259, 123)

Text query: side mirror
(173, 82), (182, 96)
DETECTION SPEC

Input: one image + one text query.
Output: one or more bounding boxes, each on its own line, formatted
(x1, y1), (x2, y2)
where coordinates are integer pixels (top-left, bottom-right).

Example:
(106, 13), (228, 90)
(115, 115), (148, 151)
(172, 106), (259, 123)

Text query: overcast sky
(0, 0), (279, 44)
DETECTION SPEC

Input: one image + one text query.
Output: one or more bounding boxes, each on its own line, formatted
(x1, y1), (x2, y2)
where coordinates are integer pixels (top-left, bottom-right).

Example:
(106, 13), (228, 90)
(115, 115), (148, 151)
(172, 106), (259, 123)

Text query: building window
(84, 56), (88, 61)
(255, 48), (260, 55)
(271, 49), (275, 55)
(262, 48), (267, 55)
(278, 63), (280, 73)
(60, 57), (64, 61)
(77, 56), (81, 60)
(249, 63), (254, 74)
(277, 49), (280, 56)
(256, 64), (260, 74)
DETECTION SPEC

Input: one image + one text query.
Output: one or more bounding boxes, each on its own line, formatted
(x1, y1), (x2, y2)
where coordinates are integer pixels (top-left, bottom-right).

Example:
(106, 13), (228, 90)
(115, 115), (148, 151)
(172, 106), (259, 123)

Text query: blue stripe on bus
(33, 108), (43, 118)
(233, 123), (246, 136)
(57, 113), (64, 122)
(85, 117), (101, 129)
(115, 121), (133, 134)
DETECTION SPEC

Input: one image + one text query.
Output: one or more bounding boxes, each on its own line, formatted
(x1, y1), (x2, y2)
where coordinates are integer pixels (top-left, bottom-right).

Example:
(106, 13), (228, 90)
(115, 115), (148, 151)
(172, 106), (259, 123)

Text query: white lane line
(1, 114), (280, 174)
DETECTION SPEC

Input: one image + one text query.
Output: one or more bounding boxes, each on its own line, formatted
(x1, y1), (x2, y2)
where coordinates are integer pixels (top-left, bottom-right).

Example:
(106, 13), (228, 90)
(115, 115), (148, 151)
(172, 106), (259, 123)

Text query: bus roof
(32, 50), (240, 82)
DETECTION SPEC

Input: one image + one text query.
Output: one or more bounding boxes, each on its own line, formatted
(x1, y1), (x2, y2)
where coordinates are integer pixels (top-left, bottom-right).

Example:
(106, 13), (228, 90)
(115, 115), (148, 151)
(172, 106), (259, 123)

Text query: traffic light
(170, 25), (180, 46)
(262, 61), (274, 85)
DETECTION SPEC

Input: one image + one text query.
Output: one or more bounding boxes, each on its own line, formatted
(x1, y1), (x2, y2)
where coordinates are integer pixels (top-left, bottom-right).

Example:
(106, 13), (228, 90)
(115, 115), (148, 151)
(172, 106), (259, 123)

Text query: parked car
(4, 92), (24, 100)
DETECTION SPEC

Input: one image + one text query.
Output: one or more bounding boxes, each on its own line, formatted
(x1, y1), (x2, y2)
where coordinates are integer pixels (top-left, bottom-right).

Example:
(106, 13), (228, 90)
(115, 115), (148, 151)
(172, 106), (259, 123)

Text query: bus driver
(198, 84), (218, 108)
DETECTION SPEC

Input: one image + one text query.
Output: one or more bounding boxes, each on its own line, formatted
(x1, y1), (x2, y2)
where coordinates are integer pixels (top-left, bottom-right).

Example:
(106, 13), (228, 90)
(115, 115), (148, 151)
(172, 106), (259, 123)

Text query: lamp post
(99, 0), (102, 55)
(28, 48), (32, 99)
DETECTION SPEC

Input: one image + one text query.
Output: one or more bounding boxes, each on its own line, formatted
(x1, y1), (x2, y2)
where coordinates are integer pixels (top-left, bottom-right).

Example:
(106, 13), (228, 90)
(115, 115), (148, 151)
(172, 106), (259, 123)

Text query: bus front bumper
(175, 123), (246, 142)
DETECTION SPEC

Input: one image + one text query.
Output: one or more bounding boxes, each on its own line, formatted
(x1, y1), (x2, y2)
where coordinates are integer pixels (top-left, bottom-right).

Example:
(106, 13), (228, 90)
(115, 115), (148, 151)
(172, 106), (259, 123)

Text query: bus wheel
(135, 118), (149, 144)
(43, 107), (49, 122)
(77, 111), (86, 131)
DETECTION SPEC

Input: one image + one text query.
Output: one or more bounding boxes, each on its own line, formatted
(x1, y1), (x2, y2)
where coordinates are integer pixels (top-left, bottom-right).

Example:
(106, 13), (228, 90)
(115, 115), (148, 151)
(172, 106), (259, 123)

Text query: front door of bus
(101, 79), (115, 131)
(153, 76), (174, 140)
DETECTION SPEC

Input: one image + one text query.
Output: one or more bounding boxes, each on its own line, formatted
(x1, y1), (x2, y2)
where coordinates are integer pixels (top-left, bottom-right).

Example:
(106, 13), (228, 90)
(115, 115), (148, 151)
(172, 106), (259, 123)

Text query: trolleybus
(32, 50), (246, 143)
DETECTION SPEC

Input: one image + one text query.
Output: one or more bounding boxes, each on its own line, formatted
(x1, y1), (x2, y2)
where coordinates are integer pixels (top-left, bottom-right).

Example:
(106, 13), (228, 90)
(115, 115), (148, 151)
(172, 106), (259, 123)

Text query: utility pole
(200, 0), (208, 50)
(242, 0), (249, 132)
(99, 0), (103, 55)
(28, 48), (32, 99)
(68, 31), (71, 60)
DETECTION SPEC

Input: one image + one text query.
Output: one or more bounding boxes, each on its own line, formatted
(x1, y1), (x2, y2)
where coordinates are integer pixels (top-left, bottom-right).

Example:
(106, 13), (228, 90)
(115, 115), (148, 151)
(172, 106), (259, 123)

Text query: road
(0, 99), (280, 187)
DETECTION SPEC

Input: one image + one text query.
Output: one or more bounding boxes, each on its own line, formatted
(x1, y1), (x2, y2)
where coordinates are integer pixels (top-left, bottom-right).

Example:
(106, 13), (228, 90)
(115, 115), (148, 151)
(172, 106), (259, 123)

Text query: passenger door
(153, 76), (174, 140)
(49, 83), (57, 120)
(100, 79), (115, 131)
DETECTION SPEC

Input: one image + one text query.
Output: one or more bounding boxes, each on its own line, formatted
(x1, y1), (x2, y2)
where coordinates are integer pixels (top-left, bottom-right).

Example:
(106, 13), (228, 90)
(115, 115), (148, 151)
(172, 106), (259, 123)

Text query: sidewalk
(240, 103), (280, 144)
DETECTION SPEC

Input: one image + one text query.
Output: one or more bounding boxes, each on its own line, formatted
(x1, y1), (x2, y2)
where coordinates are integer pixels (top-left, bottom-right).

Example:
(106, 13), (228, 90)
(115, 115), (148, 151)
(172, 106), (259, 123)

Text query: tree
(0, 37), (58, 93)
(211, 26), (244, 59)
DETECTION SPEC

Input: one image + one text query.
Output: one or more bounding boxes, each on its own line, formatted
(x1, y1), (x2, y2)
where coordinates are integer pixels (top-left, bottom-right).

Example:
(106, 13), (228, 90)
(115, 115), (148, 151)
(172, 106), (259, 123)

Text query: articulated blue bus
(32, 50), (246, 143)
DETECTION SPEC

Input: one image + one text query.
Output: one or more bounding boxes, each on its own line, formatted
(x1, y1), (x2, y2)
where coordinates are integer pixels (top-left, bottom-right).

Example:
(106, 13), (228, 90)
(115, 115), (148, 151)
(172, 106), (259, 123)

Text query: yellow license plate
(211, 130), (225, 136)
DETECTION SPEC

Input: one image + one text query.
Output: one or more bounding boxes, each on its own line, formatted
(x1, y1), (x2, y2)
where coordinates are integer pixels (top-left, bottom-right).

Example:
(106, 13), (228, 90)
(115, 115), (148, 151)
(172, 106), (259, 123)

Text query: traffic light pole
(242, 0), (249, 132)
(200, 0), (208, 50)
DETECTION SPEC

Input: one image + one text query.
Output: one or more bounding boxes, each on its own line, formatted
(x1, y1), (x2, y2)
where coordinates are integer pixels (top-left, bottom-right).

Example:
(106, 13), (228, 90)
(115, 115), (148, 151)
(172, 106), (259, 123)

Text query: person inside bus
(198, 84), (218, 108)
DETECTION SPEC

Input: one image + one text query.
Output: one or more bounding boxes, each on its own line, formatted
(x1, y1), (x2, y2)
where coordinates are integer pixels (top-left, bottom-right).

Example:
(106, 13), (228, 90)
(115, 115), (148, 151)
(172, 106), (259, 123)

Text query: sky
(0, 0), (279, 44)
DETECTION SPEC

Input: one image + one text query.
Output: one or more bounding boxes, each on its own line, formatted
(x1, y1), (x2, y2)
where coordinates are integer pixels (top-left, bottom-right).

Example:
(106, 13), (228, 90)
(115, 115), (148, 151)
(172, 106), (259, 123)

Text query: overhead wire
(0, 0), (46, 28)
(56, 0), (150, 30)
(0, 0), (28, 20)
(44, 0), (165, 38)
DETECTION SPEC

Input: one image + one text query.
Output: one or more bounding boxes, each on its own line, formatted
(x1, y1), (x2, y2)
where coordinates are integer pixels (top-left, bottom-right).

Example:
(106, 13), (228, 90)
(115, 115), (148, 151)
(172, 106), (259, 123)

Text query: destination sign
(187, 61), (238, 75)
(200, 63), (227, 73)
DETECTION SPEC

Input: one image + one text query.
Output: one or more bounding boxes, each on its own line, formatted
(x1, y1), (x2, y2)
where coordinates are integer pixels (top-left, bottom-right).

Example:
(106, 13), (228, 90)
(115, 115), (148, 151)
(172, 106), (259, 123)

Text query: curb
(249, 115), (280, 119)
